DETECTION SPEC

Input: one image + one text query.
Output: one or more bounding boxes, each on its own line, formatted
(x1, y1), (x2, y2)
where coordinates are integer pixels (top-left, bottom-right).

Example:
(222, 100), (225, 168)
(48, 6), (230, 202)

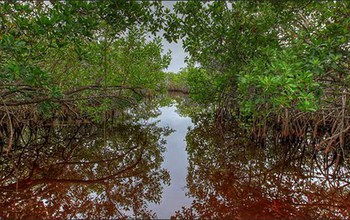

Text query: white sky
(161, 1), (187, 73)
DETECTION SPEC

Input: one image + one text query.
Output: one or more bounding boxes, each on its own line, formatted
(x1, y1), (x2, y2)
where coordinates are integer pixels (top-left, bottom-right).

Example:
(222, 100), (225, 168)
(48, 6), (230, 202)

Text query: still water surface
(148, 105), (193, 218)
(0, 101), (349, 219)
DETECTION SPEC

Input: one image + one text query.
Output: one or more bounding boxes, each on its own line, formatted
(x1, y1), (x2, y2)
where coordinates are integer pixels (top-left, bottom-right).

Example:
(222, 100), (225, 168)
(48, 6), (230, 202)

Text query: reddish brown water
(1, 103), (349, 219)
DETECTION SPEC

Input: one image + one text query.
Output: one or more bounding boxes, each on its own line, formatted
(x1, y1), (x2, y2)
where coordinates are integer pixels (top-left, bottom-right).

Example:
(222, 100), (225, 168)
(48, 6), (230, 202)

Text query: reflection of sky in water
(148, 105), (193, 219)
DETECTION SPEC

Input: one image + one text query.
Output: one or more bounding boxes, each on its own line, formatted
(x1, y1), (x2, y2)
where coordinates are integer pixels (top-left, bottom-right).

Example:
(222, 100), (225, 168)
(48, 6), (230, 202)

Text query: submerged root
(249, 96), (350, 174)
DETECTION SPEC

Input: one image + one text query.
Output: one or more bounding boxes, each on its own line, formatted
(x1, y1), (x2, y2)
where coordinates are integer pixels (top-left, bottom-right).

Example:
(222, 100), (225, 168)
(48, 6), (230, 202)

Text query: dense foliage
(3, 1), (349, 139)
(0, 1), (169, 120)
(166, 1), (350, 148)
(1, 1), (350, 218)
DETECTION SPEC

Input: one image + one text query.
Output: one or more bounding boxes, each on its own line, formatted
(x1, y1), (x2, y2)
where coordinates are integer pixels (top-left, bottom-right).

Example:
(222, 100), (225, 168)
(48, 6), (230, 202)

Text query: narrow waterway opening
(148, 104), (193, 219)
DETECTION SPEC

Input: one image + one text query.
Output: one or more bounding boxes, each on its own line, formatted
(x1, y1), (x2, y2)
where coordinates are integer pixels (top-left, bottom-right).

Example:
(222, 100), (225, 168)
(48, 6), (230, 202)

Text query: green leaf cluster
(0, 1), (169, 118)
(165, 0), (350, 120)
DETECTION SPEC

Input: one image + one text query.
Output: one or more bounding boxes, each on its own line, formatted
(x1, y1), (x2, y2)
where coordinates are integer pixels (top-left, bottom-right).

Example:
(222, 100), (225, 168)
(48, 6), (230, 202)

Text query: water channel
(0, 98), (349, 219)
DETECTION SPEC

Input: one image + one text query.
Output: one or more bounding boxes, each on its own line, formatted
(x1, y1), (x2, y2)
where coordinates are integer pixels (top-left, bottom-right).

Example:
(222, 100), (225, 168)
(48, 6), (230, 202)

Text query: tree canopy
(165, 1), (350, 148)
(0, 1), (168, 119)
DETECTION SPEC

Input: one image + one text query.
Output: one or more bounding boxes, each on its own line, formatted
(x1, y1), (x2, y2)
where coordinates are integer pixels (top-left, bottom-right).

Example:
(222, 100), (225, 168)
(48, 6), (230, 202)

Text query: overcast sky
(162, 34), (187, 73)
(160, 1), (188, 73)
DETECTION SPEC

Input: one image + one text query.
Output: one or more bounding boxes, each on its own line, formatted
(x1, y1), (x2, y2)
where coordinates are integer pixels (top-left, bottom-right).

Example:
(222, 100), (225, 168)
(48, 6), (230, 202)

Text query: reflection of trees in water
(174, 117), (350, 219)
(0, 121), (171, 219)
